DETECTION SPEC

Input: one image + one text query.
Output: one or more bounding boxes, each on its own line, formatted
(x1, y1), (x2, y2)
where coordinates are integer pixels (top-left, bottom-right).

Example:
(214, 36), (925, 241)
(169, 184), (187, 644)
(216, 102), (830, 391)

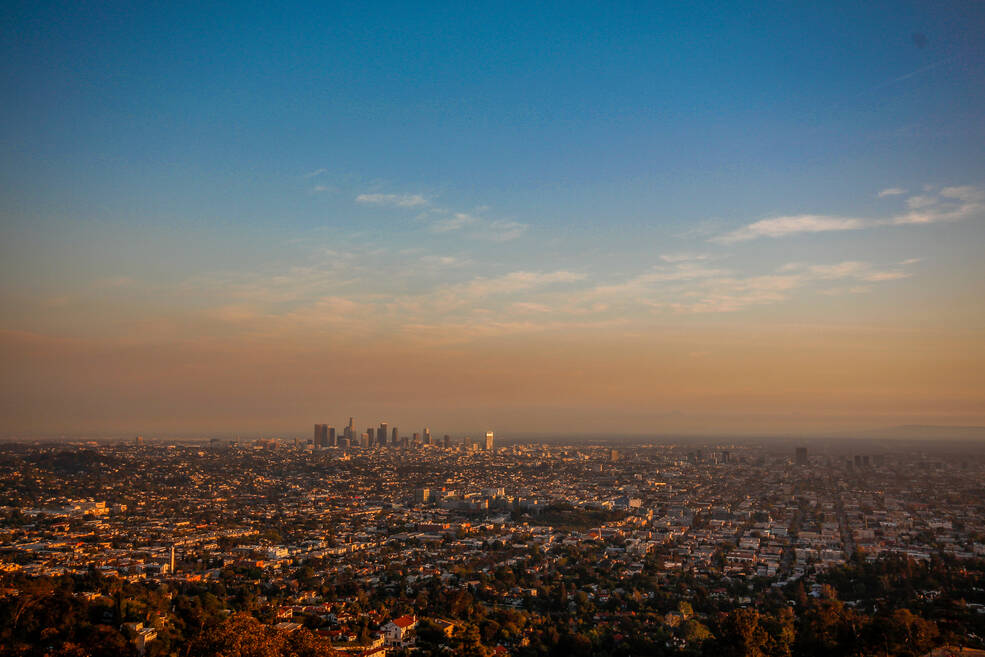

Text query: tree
(711, 609), (770, 657)
(682, 619), (713, 643)
(866, 608), (939, 657)
(187, 612), (337, 657)
(794, 598), (858, 657)
(458, 623), (490, 657)
(77, 624), (136, 657)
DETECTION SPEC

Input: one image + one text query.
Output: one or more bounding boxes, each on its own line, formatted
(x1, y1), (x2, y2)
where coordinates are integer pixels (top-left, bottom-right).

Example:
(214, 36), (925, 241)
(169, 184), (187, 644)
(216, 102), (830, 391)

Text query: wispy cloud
(356, 193), (430, 207)
(356, 189), (529, 242)
(510, 301), (553, 313)
(819, 286), (871, 296)
(870, 59), (951, 92)
(649, 260), (914, 314)
(426, 210), (528, 241)
(659, 252), (713, 263)
(304, 168), (327, 179)
(877, 187), (907, 198)
(450, 270), (585, 299)
(713, 185), (984, 243)
(473, 219), (528, 242)
(782, 261), (910, 282)
(940, 185), (985, 202)
(567, 258), (918, 316)
(582, 263), (730, 301)
(381, 269), (590, 327)
(420, 255), (468, 267)
(713, 215), (865, 243)
(430, 212), (480, 233)
(77, 245), (919, 352)
(890, 186), (984, 225)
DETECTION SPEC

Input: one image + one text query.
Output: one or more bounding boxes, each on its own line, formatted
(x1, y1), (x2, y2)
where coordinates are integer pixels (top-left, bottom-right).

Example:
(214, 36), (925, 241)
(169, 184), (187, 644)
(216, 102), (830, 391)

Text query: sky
(1, 2), (984, 437)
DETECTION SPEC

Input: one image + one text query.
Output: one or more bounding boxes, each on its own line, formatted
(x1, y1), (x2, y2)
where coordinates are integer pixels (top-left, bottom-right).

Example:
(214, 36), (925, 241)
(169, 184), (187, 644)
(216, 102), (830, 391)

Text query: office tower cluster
(312, 421), (494, 452)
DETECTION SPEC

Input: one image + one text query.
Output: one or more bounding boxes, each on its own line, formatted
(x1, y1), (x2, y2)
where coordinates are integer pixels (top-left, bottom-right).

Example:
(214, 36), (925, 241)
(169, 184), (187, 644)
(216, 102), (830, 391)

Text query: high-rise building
(379, 423), (388, 447)
(423, 427), (431, 445)
(367, 427), (375, 447)
(413, 487), (431, 504)
(443, 434), (451, 448)
(609, 448), (620, 462)
(328, 426), (336, 446)
(391, 427), (399, 445)
(795, 447), (808, 466)
(314, 424), (328, 447)
(344, 418), (354, 442)
(134, 435), (144, 446)
(485, 431), (494, 451)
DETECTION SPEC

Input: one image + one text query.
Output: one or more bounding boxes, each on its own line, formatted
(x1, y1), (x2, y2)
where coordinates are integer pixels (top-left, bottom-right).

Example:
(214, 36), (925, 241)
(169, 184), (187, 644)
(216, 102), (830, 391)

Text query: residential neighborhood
(2, 437), (985, 655)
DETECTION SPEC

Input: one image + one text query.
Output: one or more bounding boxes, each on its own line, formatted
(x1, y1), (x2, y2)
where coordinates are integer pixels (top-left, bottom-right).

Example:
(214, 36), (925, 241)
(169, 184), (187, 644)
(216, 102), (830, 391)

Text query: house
(122, 624), (158, 655)
(432, 617), (457, 638)
(382, 615), (417, 647)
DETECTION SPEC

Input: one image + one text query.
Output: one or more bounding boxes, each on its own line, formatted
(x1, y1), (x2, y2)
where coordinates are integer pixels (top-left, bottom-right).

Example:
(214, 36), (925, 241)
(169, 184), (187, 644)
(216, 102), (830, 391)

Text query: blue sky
(1, 2), (984, 434)
(4, 2), (983, 225)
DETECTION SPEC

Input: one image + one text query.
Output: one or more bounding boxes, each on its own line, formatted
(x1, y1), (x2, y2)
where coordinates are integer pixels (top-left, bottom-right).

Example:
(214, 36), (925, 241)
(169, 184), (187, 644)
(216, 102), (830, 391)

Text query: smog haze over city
(3, 4), (985, 657)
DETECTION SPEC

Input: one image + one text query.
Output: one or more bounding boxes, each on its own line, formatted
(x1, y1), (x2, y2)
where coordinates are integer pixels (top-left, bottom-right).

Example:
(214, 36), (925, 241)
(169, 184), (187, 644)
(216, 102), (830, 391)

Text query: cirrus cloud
(713, 185), (984, 243)
(713, 215), (865, 243)
(356, 189), (529, 242)
(355, 193), (430, 207)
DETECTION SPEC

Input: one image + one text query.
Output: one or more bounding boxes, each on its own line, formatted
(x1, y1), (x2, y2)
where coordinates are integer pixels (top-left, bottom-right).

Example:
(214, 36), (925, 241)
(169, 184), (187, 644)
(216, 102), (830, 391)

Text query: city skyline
(2, 3), (985, 436)
(312, 420), (492, 450)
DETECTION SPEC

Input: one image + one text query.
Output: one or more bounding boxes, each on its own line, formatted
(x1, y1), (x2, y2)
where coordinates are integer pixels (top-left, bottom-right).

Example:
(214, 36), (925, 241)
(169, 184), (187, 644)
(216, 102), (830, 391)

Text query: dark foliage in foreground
(1, 555), (982, 657)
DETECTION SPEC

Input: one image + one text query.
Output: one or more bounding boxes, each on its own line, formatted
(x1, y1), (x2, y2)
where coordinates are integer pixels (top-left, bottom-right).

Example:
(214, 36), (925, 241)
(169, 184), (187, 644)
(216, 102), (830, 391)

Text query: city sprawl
(2, 435), (985, 656)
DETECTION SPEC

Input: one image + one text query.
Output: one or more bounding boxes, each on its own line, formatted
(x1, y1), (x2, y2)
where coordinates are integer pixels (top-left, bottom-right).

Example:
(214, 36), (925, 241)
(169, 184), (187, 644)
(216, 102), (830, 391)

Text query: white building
(382, 615), (417, 647)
